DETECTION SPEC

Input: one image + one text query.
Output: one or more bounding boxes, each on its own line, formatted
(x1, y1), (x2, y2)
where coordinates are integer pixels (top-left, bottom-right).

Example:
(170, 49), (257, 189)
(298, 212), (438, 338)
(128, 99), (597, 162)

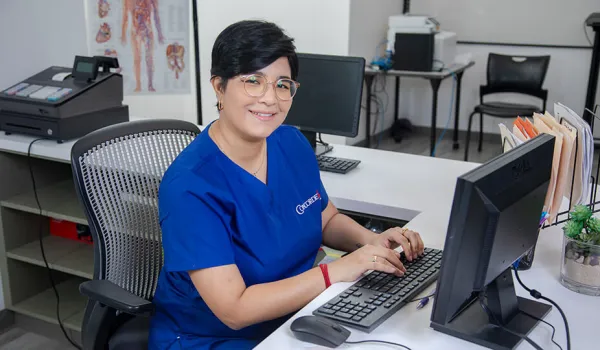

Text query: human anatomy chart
(86, 0), (191, 95)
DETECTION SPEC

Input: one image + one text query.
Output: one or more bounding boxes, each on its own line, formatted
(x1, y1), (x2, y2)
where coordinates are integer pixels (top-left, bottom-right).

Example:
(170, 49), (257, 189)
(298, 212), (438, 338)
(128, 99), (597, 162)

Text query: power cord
(345, 339), (411, 350)
(27, 138), (82, 350)
(433, 59), (445, 72)
(376, 95), (386, 148)
(478, 297), (543, 350)
(372, 75), (389, 148)
(512, 263), (571, 350)
(521, 310), (563, 350)
(317, 133), (328, 147)
(361, 95), (382, 143)
(408, 291), (436, 303)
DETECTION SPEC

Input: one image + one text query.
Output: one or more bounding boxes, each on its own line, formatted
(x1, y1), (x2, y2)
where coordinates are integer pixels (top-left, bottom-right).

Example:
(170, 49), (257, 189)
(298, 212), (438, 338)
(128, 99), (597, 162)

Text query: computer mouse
(290, 315), (351, 348)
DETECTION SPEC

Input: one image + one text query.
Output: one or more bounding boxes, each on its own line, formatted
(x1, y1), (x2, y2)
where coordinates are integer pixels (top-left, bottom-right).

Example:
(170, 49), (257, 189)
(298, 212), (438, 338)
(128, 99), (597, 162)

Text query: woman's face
(213, 57), (295, 141)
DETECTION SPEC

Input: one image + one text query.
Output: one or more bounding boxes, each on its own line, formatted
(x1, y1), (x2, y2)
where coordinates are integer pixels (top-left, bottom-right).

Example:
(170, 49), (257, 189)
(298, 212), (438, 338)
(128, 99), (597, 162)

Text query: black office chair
(464, 53), (550, 161)
(71, 119), (200, 350)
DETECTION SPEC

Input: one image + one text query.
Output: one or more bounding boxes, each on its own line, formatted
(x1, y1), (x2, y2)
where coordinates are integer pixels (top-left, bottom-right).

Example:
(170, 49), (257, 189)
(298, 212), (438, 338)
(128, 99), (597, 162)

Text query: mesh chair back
(487, 53), (550, 93)
(71, 120), (200, 300)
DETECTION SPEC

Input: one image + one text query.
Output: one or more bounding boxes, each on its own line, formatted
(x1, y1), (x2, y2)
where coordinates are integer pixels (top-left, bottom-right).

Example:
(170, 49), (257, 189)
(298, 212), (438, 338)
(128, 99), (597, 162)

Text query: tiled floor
(372, 130), (503, 164)
(0, 328), (67, 350)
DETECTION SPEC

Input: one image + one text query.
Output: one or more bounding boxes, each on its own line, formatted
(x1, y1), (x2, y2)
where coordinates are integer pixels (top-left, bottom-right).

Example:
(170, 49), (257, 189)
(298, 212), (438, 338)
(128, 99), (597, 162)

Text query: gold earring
(217, 100), (224, 111)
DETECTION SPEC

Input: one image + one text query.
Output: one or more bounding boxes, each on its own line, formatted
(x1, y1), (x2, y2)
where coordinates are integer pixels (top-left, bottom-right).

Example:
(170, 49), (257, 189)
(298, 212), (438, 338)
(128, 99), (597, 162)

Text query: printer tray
(0, 105), (129, 142)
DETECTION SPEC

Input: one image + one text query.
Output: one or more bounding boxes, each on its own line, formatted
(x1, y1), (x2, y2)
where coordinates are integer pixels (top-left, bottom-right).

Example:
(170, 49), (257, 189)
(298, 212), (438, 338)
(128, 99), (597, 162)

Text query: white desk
(0, 116), (150, 163)
(257, 145), (598, 350)
(1, 124), (597, 349)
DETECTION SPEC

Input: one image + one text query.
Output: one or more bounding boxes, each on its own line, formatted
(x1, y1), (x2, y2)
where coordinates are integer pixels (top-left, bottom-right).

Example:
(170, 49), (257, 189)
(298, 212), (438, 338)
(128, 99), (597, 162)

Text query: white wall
(1, 0), (596, 141)
(348, 0), (404, 146)
(0, 0), (94, 312)
(412, 0), (599, 47)
(399, 44), (597, 139)
(195, 0), (351, 145)
(0, 0), (198, 124)
(0, 0), (88, 97)
(82, 0), (198, 122)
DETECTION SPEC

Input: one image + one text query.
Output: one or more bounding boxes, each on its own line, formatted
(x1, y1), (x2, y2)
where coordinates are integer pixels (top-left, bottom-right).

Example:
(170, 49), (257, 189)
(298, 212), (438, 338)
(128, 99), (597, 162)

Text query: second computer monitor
(285, 53), (365, 151)
(431, 133), (555, 350)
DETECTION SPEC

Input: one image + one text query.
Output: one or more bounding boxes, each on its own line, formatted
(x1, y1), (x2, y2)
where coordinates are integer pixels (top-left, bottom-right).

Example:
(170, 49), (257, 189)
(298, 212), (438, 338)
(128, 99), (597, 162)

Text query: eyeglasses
(239, 74), (300, 101)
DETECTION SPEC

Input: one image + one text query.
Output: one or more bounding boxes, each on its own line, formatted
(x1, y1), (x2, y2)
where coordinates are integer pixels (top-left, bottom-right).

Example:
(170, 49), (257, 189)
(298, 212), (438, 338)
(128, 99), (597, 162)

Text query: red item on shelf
(49, 218), (93, 245)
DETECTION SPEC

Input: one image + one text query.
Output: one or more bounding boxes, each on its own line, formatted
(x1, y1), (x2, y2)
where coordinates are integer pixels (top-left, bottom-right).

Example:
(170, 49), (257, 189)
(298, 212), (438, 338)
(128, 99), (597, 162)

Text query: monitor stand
(431, 269), (551, 350)
(301, 130), (333, 157)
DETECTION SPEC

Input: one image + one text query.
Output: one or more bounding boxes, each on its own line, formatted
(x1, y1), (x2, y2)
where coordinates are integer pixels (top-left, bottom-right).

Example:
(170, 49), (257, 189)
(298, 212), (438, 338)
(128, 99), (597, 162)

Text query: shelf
(7, 235), (93, 279)
(64, 309), (85, 332)
(0, 181), (87, 225)
(9, 278), (87, 332)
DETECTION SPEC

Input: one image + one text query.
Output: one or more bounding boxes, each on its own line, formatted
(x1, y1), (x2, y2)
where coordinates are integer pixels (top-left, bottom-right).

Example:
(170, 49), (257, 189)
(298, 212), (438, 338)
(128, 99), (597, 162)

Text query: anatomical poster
(86, 0), (191, 95)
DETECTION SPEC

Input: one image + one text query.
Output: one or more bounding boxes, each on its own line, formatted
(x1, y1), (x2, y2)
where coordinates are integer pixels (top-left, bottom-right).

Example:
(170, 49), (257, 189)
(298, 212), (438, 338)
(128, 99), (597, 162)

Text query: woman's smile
(249, 109), (277, 121)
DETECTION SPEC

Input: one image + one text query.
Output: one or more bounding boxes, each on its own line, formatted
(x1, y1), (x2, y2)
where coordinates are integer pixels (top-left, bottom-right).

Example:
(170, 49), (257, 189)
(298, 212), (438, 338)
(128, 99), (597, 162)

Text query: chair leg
(478, 113), (484, 152)
(464, 111), (477, 161)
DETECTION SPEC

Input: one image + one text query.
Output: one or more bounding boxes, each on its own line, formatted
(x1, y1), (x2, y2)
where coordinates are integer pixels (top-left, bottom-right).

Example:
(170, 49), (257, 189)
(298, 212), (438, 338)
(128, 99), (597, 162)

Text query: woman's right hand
(328, 244), (406, 284)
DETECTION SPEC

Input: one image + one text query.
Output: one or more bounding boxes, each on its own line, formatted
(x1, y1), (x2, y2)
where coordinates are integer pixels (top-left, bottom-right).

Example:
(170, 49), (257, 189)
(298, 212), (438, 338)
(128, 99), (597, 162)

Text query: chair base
(108, 316), (150, 350)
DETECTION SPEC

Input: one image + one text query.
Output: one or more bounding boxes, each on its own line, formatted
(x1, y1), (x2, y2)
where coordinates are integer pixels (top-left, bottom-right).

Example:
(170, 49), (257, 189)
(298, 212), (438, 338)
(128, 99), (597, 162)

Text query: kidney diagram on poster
(86, 0), (190, 95)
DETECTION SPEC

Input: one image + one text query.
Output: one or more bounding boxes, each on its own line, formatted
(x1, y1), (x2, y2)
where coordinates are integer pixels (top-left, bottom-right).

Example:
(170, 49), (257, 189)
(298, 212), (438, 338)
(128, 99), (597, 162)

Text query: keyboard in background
(317, 155), (360, 174)
(313, 247), (442, 333)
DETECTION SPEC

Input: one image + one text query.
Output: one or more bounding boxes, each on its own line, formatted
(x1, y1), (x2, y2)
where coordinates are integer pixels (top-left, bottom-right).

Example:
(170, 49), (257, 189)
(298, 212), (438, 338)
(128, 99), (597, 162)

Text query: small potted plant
(561, 205), (600, 296)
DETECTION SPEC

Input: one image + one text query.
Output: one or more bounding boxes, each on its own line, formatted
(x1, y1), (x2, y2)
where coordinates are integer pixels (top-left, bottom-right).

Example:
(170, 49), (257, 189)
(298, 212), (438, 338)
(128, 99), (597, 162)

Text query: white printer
(434, 31), (457, 70)
(387, 15), (457, 71)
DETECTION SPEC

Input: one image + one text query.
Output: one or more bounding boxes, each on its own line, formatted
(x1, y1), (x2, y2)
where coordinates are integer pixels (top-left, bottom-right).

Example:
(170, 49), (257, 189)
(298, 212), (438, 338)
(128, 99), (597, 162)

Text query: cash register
(0, 55), (129, 142)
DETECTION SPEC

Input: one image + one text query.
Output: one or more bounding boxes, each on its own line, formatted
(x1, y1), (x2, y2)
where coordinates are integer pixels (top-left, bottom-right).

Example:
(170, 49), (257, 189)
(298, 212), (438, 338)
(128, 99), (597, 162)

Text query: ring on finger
(372, 256), (378, 263)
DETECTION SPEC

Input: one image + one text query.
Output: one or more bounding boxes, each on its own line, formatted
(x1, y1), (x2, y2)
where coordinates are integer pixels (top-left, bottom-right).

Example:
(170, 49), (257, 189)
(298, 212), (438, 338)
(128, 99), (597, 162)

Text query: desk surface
(0, 116), (150, 163)
(0, 126), (478, 224)
(257, 145), (598, 350)
(0, 122), (596, 350)
(365, 61), (475, 79)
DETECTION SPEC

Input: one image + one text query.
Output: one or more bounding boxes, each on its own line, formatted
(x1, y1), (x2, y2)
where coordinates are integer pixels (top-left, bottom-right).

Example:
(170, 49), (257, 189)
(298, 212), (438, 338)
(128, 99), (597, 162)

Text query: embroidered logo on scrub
(296, 191), (321, 215)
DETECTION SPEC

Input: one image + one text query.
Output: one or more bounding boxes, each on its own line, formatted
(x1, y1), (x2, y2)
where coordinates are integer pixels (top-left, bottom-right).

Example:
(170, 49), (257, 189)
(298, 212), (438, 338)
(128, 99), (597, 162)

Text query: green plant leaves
(563, 220), (584, 239)
(564, 205), (600, 245)
(570, 205), (593, 223)
(587, 217), (600, 234)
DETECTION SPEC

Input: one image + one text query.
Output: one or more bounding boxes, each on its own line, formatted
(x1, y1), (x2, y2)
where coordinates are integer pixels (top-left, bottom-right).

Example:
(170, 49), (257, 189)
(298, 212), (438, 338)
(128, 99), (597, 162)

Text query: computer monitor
(430, 133), (555, 350)
(285, 53), (365, 155)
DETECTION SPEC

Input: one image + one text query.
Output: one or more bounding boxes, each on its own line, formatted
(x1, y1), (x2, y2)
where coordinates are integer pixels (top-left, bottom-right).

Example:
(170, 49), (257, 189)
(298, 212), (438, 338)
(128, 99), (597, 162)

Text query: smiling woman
(208, 20), (300, 145)
(148, 20), (425, 349)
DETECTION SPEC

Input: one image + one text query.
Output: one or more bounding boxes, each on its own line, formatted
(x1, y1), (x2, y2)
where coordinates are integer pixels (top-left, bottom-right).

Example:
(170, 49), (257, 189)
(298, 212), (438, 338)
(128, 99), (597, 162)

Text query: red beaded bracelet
(319, 264), (331, 288)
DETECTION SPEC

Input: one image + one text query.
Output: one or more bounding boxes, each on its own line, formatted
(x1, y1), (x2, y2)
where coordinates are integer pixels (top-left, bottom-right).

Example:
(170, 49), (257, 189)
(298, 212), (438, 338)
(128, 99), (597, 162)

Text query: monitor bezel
(284, 53), (365, 138)
(431, 133), (555, 325)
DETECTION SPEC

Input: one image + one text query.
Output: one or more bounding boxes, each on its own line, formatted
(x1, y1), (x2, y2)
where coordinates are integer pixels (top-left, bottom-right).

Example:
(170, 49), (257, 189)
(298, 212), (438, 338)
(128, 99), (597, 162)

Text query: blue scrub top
(148, 123), (329, 349)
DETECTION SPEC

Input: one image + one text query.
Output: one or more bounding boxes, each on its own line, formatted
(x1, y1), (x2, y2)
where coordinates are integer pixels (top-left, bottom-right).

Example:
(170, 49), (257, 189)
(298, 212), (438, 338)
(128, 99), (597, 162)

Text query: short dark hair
(210, 20), (298, 91)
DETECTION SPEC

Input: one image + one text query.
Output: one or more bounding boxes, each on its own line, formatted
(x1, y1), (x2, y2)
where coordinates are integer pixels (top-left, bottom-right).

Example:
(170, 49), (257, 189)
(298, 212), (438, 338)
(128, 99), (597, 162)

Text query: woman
(149, 20), (425, 349)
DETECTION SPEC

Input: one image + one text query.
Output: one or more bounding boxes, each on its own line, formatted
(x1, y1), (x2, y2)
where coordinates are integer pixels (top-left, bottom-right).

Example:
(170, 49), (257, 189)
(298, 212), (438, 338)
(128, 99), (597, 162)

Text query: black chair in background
(464, 53), (550, 161)
(71, 119), (200, 349)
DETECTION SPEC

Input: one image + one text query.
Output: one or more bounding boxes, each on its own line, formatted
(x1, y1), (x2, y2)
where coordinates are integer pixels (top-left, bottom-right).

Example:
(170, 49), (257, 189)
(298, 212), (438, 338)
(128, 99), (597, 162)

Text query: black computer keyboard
(313, 247), (443, 333)
(317, 155), (360, 174)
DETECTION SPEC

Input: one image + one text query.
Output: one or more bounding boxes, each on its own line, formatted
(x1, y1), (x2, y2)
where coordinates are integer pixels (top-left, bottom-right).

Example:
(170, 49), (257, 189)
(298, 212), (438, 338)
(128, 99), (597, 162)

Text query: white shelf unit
(0, 151), (92, 336)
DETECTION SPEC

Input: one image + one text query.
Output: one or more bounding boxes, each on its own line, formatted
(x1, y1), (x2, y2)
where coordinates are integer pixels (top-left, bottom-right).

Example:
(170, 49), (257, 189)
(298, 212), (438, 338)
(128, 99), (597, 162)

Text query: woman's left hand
(368, 227), (424, 262)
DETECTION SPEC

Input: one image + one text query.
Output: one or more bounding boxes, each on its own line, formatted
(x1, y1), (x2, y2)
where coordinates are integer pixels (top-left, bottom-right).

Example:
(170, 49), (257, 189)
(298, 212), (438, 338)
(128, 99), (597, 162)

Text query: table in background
(363, 62), (475, 156)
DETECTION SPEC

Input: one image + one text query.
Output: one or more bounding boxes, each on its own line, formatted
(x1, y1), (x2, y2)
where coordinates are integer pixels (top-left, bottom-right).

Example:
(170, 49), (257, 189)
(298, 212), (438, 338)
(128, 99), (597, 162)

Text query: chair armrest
(80, 280), (154, 316)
